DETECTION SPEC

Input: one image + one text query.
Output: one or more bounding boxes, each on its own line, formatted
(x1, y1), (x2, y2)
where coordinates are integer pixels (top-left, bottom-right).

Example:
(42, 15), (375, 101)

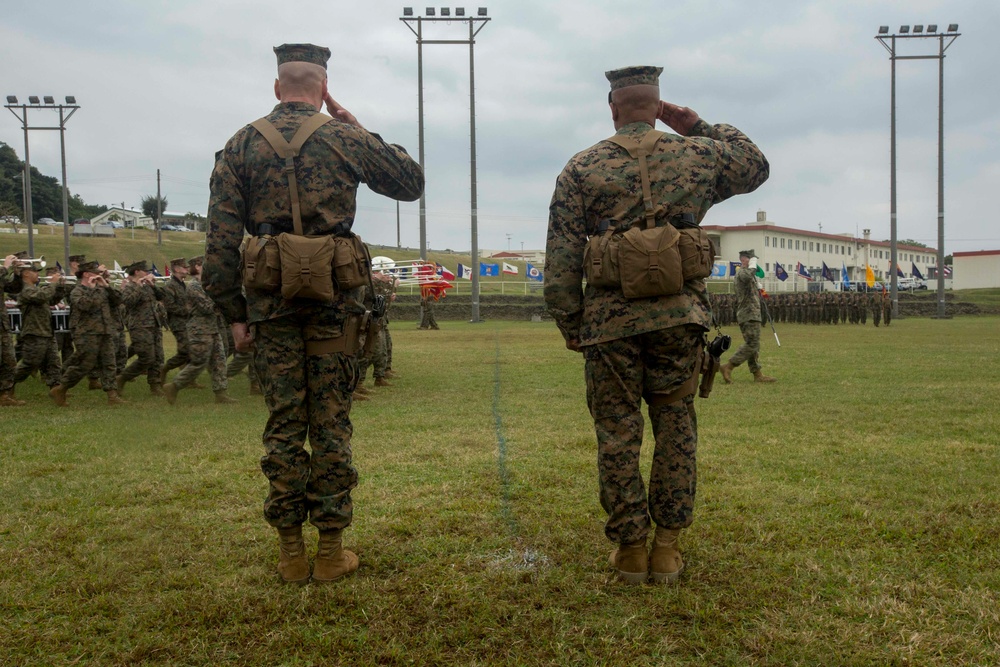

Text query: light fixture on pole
(875, 24), (959, 319)
(401, 6), (491, 323)
(4, 95), (80, 264)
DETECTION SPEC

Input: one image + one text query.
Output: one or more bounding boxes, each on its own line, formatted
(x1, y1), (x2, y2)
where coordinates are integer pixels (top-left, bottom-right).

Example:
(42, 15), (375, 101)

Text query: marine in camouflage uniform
(164, 257), (235, 404)
(870, 291), (882, 327)
(13, 265), (69, 389)
(357, 272), (395, 388)
(203, 43), (423, 584)
(722, 251), (776, 384)
(0, 254), (26, 406)
(49, 261), (126, 406)
(544, 66), (768, 583)
(117, 261), (166, 394)
(160, 258), (192, 382)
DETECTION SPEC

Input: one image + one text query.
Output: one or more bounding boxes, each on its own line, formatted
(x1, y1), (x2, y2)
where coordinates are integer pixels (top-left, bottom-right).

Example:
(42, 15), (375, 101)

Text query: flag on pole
(729, 261), (741, 276)
(943, 265), (952, 277)
(796, 262), (812, 280)
(457, 263), (474, 279)
(436, 263), (456, 280)
(911, 262), (924, 280)
(502, 262), (518, 275)
(711, 263), (728, 278)
(526, 263), (543, 281)
(865, 264), (875, 287)
(896, 264), (905, 278)
(841, 261), (850, 289)
(821, 262), (835, 282)
(151, 264), (162, 277)
(774, 263), (788, 281)
(114, 260), (123, 272)
(480, 263), (499, 277)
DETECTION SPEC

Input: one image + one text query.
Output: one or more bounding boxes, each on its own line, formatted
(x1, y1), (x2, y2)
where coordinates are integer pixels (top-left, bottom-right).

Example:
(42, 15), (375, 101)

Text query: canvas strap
(605, 129), (666, 230)
(250, 113), (333, 236)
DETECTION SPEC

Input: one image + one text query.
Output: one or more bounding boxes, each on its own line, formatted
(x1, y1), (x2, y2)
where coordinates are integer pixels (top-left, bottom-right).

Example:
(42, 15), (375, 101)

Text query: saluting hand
(324, 93), (364, 130)
(657, 102), (700, 136)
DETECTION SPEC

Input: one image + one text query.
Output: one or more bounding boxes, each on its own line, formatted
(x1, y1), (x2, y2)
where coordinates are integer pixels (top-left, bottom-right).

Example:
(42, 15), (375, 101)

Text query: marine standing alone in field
(721, 250), (777, 384)
(545, 66), (768, 583)
(203, 43), (423, 585)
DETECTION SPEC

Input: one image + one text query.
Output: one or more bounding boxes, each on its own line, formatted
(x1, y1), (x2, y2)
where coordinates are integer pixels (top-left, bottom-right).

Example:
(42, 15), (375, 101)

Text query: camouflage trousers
(0, 329), (15, 392)
(729, 320), (763, 374)
(357, 326), (387, 381)
(120, 327), (163, 385)
(384, 323), (393, 371)
(59, 333), (116, 391)
(226, 349), (260, 387)
(56, 331), (74, 366)
(174, 332), (227, 391)
(162, 326), (191, 375)
(583, 324), (704, 545)
(13, 335), (61, 387)
(253, 311), (359, 531)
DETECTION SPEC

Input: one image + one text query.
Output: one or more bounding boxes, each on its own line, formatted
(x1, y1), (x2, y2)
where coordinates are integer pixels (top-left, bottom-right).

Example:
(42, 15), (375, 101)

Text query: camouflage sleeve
(120, 283), (143, 309)
(106, 285), (122, 309)
(347, 130), (424, 202)
(687, 119), (770, 202)
(204, 149), (249, 324)
(151, 282), (166, 301)
(187, 283), (216, 317)
(70, 285), (100, 313)
(16, 284), (49, 307)
(544, 162), (587, 343)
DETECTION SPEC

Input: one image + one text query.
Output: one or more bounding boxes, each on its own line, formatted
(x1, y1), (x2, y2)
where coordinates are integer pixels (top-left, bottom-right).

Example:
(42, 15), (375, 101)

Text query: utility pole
(156, 169), (162, 246)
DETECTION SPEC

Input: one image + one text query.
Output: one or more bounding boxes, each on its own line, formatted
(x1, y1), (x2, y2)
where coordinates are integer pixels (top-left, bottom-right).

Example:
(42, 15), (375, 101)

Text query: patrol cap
(13, 250), (29, 259)
(78, 260), (101, 274)
(605, 66), (663, 92)
(274, 43), (331, 70)
(739, 249), (755, 258)
(187, 255), (204, 267)
(169, 257), (188, 268)
(44, 265), (60, 275)
(124, 260), (149, 275)
(68, 254), (86, 263)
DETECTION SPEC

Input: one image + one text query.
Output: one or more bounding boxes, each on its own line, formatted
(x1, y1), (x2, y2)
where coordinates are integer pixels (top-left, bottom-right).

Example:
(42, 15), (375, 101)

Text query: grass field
(2, 318), (999, 666)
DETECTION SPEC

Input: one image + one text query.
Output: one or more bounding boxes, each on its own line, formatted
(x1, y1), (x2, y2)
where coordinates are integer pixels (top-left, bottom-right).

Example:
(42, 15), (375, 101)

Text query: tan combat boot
(115, 375), (126, 392)
(149, 384), (165, 397)
(249, 382), (263, 396)
(191, 381), (207, 390)
(48, 385), (69, 407)
(608, 540), (649, 585)
(214, 390), (238, 404)
(106, 390), (127, 405)
(649, 527), (684, 584)
(753, 370), (777, 383)
(276, 526), (310, 585)
(88, 378), (102, 390)
(313, 529), (359, 583)
(158, 367), (168, 384)
(0, 390), (27, 407)
(374, 378), (392, 387)
(163, 383), (179, 405)
(720, 362), (734, 384)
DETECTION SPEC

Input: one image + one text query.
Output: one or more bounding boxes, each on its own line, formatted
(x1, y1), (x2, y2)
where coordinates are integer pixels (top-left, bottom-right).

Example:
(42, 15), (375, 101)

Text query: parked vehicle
(37, 217), (56, 225)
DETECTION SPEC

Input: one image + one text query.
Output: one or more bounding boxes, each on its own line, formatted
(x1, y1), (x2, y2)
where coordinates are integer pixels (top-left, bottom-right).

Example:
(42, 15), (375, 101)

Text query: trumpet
(15, 255), (46, 270)
(45, 274), (76, 284)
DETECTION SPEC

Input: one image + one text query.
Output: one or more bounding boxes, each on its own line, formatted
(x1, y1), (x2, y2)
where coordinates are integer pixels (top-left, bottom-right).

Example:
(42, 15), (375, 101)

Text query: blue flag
(526, 263), (543, 281)
(480, 263), (499, 277)
(151, 263), (162, 277)
(821, 262), (835, 283)
(774, 263), (788, 281)
(711, 263), (728, 278)
(896, 264), (905, 278)
(796, 262), (812, 280)
(729, 261), (741, 276)
(911, 262), (924, 280)
(841, 261), (850, 288)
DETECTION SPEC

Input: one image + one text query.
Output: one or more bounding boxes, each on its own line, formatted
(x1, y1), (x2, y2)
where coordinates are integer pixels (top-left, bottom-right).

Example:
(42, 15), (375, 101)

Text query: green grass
(2, 318), (999, 665)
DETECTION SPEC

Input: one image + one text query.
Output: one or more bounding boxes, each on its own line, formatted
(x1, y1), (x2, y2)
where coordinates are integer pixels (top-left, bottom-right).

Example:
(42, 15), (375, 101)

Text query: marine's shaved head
(277, 62), (327, 97)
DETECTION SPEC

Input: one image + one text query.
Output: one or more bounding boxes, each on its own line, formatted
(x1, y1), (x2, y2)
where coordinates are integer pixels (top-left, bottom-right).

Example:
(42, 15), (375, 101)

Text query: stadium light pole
(876, 24), (959, 319)
(5, 95), (80, 267)
(401, 7), (491, 323)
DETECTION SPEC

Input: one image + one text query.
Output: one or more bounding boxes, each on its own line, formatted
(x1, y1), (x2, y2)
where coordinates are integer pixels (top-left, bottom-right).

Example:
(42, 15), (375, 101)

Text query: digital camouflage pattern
(544, 119), (769, 347)
(119, 280), (165, 386)
(14, 336), (61, 387)
(59, 285), (121, 391)
(203, 101), (424, 325)
(0, 266), (17, 393)
(734, 266), (761, 324)
(545, 112), (768, 550)
(16, 281), (68, 336)
(204, 100), (423, 531)
(173, 279), (227, 391)
(728, 321), (763, 374)
(161, 275), (191, 375)
(585, 325), (703, 543)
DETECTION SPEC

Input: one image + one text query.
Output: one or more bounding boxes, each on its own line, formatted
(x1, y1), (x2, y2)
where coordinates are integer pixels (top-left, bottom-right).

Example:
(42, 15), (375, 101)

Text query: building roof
(953, 249), (1000, 258)
(701, 223), (936, 254)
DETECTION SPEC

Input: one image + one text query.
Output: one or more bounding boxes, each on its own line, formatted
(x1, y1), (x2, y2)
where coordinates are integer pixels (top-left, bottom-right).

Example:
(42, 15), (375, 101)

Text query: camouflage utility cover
(545, 119), (769, 346)
(204, 102), (424, 325)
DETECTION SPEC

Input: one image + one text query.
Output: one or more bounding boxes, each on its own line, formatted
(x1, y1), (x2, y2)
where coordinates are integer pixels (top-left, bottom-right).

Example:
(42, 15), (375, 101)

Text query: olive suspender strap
(605, 129), (666, 230)
(250, 113), (334, 236)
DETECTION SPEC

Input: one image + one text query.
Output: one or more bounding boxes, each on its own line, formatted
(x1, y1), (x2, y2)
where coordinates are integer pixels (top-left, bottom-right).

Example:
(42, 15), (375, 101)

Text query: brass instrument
(14, 255), (46, 270)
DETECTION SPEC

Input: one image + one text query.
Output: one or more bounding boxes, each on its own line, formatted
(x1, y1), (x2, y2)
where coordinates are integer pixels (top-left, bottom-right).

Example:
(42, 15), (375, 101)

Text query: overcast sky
(2, 0), (997, 255)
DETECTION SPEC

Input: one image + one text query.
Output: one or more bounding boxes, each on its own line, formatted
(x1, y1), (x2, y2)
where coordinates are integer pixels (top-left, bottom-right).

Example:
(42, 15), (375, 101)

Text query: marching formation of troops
(711, 290), (893, 328)
(1, 251), (402, 408)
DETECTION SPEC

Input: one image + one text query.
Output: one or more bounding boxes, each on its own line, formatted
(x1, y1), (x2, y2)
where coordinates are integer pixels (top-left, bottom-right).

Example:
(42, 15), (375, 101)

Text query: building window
(795, 240), (800, 250)
(848, 247), (852, 256)
(809, 242), (814, 251)
(781, 238), (785, 249)
(766, 263), (770, 271)
(765, 236), (769, 247)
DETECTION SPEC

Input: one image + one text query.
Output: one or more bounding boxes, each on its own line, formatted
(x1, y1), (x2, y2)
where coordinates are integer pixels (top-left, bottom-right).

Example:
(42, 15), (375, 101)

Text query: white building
(952, 250), (1000, 289)
(90, 207), (152, 229)
(703, 211), (938, 291)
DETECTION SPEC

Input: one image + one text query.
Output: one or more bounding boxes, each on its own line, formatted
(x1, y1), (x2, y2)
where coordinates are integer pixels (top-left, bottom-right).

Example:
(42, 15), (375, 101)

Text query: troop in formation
(711, 289), (893, 327)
